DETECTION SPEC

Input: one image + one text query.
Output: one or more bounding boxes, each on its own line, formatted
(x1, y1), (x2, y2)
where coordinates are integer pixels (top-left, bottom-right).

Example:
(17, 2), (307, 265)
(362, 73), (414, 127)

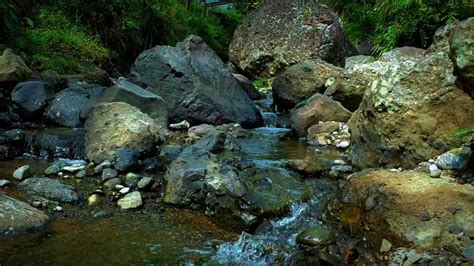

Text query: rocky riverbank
(0, 3), (473, 264)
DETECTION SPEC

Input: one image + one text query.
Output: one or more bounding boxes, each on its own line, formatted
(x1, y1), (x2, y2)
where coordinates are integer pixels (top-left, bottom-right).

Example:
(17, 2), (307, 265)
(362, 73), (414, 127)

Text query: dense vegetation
(1, 0), (243, 73)
(320, 0), (474, 54)
(1, 0), (473, 74)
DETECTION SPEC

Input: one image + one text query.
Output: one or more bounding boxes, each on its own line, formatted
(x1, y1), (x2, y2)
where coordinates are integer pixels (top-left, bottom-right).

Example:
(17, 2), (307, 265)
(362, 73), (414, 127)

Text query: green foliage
(252, 77), (272, 89)
(321, 0), (474, 55)
(14, 8), (109, 74)
(454, 128), (474, 140)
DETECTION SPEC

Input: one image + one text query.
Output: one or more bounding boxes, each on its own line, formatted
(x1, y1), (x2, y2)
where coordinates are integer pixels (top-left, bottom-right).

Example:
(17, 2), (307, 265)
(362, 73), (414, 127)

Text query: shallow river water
(0, 127), (345, 265)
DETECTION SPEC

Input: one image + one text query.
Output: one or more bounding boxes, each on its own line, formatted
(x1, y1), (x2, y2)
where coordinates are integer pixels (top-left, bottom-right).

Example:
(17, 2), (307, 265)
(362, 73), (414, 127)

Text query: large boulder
(0, 194), (49, 236)
(449, 17), (474, 98)
(233, 73), (263, 100)
(290, 94), (352, 136)
(131, 35), (262, 128)
(92, 78), (168, 128)
(331, 169), (474, 254)
(163, 136), (310, 227)
(0, 49), (32, 83)
(85, 102), (160, 162)
(11, 81), (54, 116)
(272, 59), (370, 111)
(229, 1), (356, 78)
(349, 23), (474, 169)
(46, 89), (92, 128)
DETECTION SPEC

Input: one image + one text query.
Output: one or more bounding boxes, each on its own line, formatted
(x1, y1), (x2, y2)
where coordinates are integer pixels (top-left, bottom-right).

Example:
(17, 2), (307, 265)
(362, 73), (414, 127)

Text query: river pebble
(13, 165), (31, 180)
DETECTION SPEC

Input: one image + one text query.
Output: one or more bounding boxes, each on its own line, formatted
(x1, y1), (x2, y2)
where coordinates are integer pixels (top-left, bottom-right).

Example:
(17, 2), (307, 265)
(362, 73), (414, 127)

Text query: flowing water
(0, 121), (347, 264)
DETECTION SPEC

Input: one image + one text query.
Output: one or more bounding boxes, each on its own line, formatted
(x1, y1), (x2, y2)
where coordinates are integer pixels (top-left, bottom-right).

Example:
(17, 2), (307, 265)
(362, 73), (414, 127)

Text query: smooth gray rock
(0, 194), (49, 236)
(13, 165), (31, 181)
(18, 177), (79, 203)
(11, 81), (54, 116)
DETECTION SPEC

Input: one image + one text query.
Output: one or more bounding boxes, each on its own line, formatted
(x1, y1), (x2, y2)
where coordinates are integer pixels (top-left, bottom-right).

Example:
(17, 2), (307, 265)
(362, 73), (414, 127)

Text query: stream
(0, 107), (351, 264)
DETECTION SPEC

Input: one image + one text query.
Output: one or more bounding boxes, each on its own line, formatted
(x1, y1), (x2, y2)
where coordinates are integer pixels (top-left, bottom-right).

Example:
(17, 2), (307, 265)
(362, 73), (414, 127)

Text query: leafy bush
(321, 0), (474, 54)
(14, 8), (109, 74)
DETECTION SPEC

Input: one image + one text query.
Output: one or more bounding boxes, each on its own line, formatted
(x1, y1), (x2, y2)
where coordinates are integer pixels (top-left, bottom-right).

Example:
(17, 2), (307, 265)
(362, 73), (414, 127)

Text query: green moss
(252, 77), (272, 89)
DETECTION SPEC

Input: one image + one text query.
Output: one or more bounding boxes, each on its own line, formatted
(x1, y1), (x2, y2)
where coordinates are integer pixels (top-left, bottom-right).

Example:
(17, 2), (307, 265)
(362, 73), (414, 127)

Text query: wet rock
(25, 128), (86, 159)
(449, 17), (474, 98)
(94, 160), (112, 174)
(88, 194), (102, 206)
(229, 1), (356, 78)
(435, 147), (472, 171)
(117, 191), (142, 210)
(344, 55), (375, 71)
(131, 35), (262, 128)
(3, 129), (24, 142)
(296, 226), (335, 247)
(380, 239), (392, 253)
(233, 73), (263, 100)
(114, 148), (139, 172)
(46, 89), (92, 128)
(101, 169), (118, 182)
(349, 23), (474, 169)
(163, 144), (310, 226)
(137, 177), (153, 191)
(19, 177), (79, 203)
(272, 59), (369, 111)
(429, 164), (442, 178)
(92, 78), (168, 128)
(124, 173), (140, 188)
(0, 49), (32, 83)
(169, 120), (190, 131)
(11, 81), (54, 116)
(119, 187), (130, 195)
(13, 165), (32, 181)
(85, 102), (160, 162)
(159, 145), (183, 164)
(290, 94), (352, 136)
(61, 165), (85, 173)
(462, 246), (474, 261)
(0, 179), (11, 187)
(103, 178), (122, 189)
(0, 194), (48, 236)
(336, 169), (474, 253)
(287, 158), (333, 176)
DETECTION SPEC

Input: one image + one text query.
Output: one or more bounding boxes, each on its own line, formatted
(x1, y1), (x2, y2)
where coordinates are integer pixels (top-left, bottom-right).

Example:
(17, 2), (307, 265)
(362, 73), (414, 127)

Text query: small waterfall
(261, 112), (278, 128)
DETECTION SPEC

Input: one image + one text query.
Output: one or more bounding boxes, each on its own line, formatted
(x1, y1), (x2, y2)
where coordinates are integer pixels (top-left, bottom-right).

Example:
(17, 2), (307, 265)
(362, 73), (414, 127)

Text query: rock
(92, 78), (168, 128)
(114, 148), (139, 172)
(94, 160), (112, 174)
(131, 35), (262, 128)
(75, 170), (86, 178)
(336, 140), (350, 149)
(233, 73), (263, 100)
(61, 165), (85, 173)
(54, 206), (63, 212)
(344, 55), (375, 71)
(334, 169), (474, 253)
(163, 145), (310, 226)
(462, 246), (474, 261)
(124, 173), (140, 188)
(296, 226), (335, 247)
(449, 18), (474, 98)
(348, 23), (474, 169)
(24, 128), (86, 159)
(0, 49), (32, 83)
(229, 1), (356, 78)
(429, 164), (442, 178)
(287, 158), (333, 175)
(169, 120), (190, 131)
(0, 179), (11, 187)
(158, 145), (183, 164)
(88, 194), (102, 206)
(18, 177), (79, 203)
(44, 164), (61, 176)
(272, 59), (369, 111)
(290, 94), (352, 136)
(119, 187), (130, 195)
(117, 191), (142, 210)
(137, 177), (153, 190)
(435, 147), (472, 171)
(3, 129), (24, 142)
(101, 168), (118, 182)
(0, 194), (48, 236)
(103, 178), (122, 189)
(13, 165), (32, 181)
(46, 89), (92, 128)
(85, 102), (160, 162)
(447, 223), (463, 234)
(380, 239), (392, 253)
(11, 81), (54, 116)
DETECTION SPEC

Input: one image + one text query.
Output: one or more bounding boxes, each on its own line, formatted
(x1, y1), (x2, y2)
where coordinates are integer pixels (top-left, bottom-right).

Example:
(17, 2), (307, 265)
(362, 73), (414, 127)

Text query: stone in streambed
(114, 148), (139, 172)
(18, 177), (79, 203)
(101, 168), (118, 182)
(0, 194), (48, 236)
(117, 191), (142, 210)
(296, 226), (335, 247)
(13, 165), (32, 181)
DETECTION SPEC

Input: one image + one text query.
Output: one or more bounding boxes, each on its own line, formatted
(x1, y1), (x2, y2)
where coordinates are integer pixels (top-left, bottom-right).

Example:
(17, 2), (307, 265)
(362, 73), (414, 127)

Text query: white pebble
(119, 187), (131, 194)
(336, 140), (350, 149)
(54, 206), (63, 212)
